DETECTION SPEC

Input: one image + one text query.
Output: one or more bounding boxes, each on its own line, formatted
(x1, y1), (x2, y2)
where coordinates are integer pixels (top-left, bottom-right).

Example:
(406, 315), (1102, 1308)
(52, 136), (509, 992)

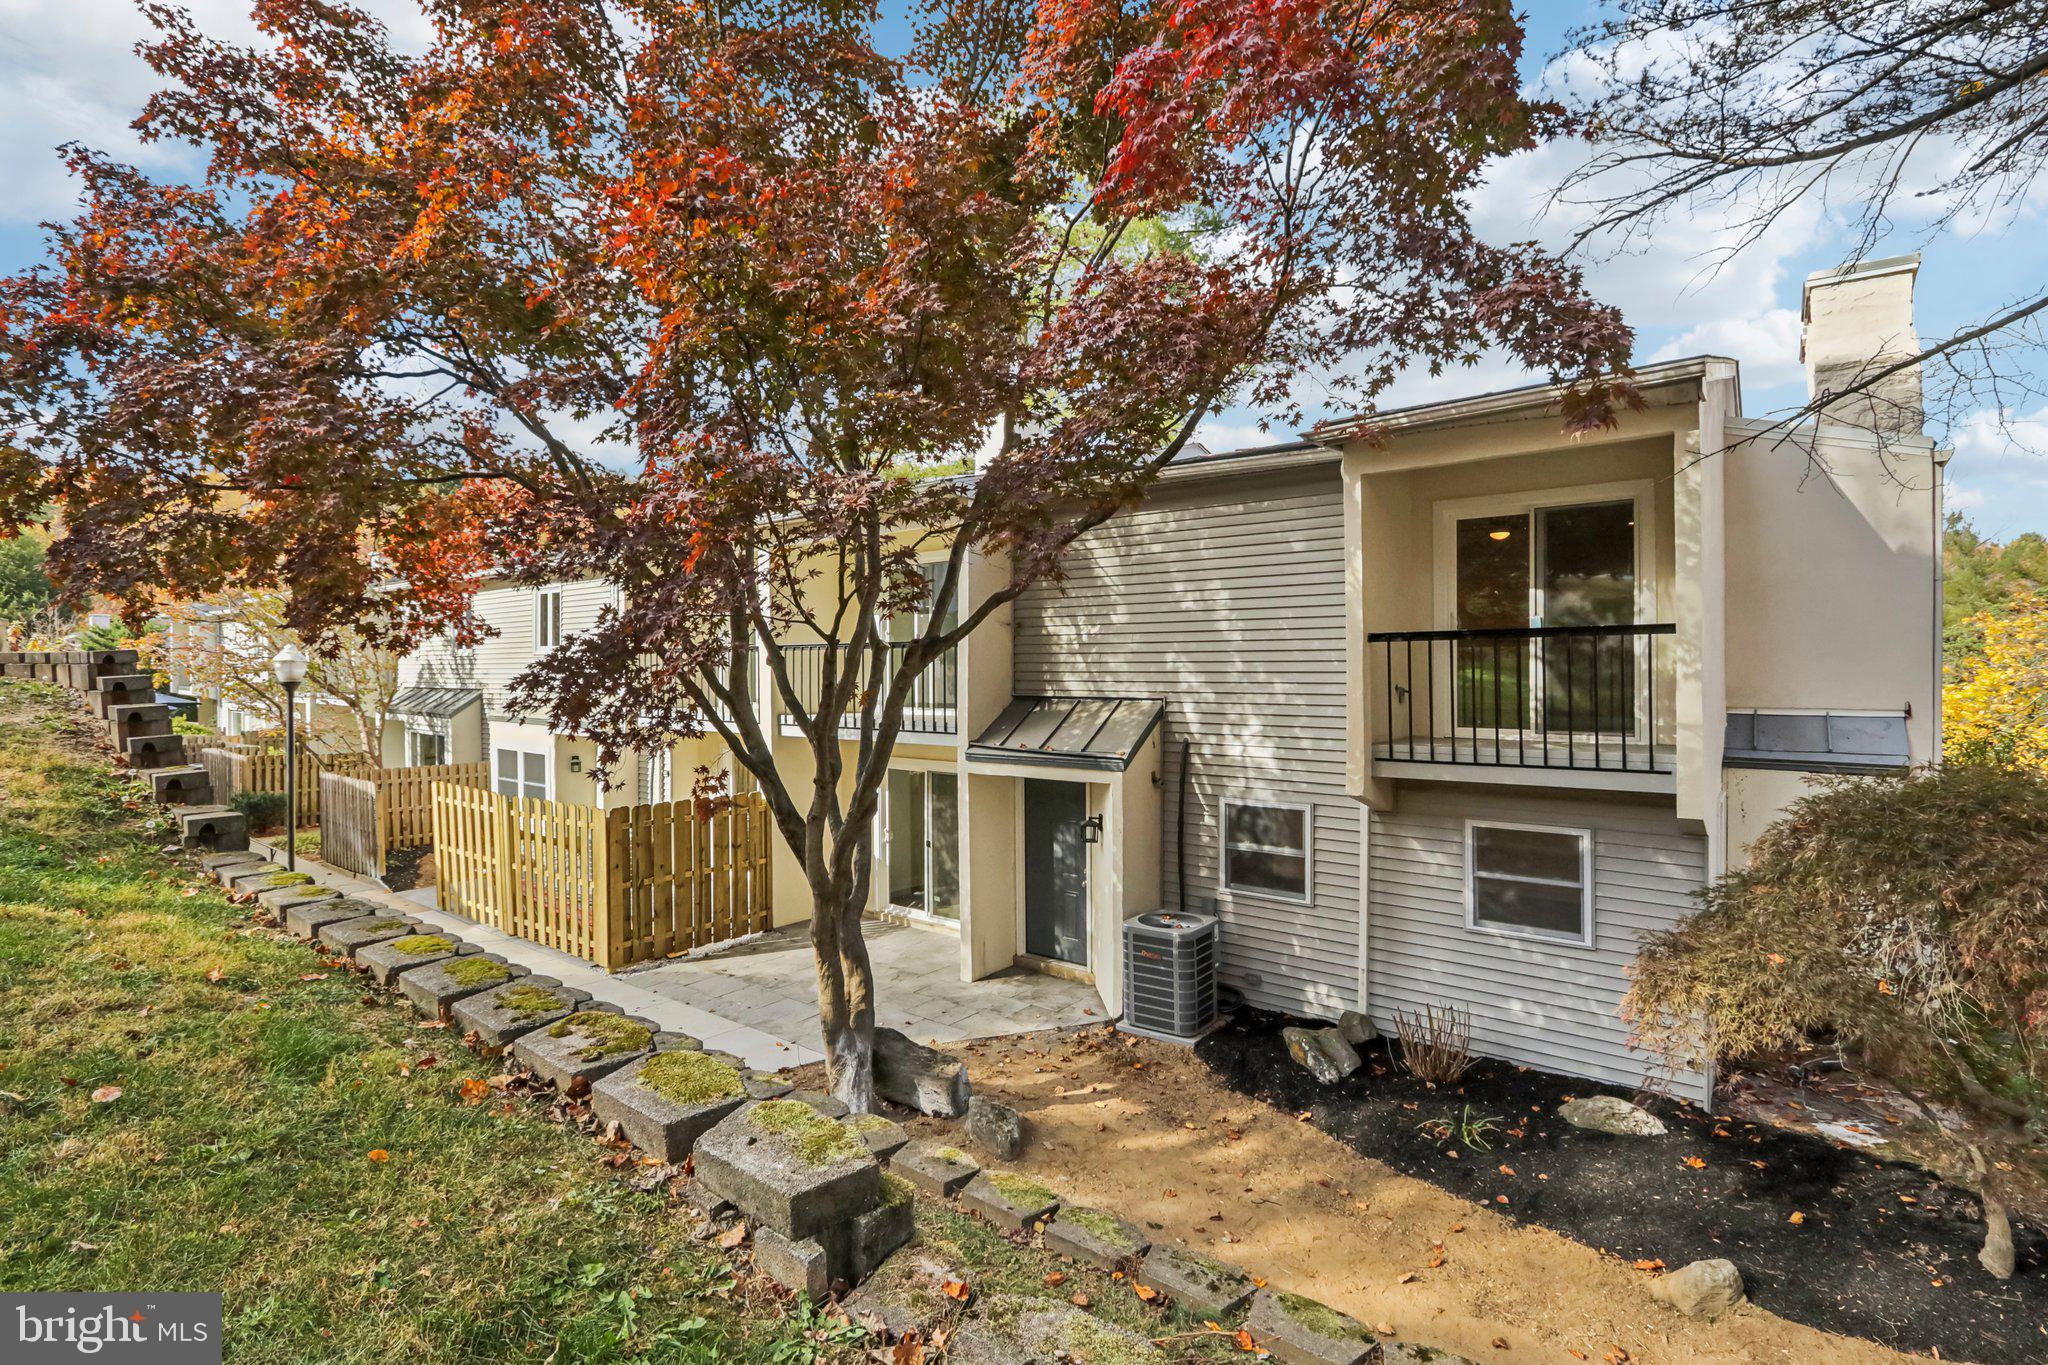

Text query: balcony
(780, 641), (959, 738)
(1367, 623), (1676, 784)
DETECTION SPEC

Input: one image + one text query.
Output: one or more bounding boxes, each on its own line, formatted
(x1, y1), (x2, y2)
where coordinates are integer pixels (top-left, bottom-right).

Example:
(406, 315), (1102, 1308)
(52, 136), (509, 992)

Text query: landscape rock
(1558, 1094), (1668, 1138)
(1135, 1243), (1256, 1319)
(958, 1169), (1059, 1232)
(873, 1026), (970, 1117)
(965, 1095), (1026, 1160)
(1336, 1010), (1378, 1047)
(451, 978), (591, 1048)
(1043, 1206), (1149, 1271)
(398, 954), (527, 1021)
(590, 1049), (752, 1162)
(1246, 1288), (1378, 1365)
(1282, 1026), (1362, 1085)
(892, 1140), (980, 1198)
(1650, 1259), (1745, 1317)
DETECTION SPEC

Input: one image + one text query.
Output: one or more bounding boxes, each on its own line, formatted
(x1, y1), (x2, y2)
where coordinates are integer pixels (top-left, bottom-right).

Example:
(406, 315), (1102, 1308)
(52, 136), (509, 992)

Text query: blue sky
(5, 1), (2045, 536)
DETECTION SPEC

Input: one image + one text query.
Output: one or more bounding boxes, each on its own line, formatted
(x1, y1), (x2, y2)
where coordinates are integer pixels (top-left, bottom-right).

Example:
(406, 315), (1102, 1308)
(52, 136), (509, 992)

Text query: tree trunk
(812, 881), (879, 1112)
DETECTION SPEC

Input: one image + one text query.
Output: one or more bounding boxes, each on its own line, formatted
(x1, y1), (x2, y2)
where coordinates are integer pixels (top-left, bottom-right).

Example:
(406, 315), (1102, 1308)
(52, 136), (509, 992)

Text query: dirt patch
(382, 843), (431, 893)
(872, 1024), (2008, 1365)
(1197, 1010), (2045, 1365)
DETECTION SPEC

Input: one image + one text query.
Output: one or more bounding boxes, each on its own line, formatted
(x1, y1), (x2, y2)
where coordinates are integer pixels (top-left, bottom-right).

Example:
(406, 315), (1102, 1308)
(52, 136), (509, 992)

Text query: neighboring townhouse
(392, 255), (1943, 1105)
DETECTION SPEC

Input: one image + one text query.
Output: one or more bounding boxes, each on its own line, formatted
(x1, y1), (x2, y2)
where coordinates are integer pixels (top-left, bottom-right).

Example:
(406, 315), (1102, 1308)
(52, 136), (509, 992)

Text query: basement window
(1465, 820), (1593, 946)
(1220, 798), (1312, 903)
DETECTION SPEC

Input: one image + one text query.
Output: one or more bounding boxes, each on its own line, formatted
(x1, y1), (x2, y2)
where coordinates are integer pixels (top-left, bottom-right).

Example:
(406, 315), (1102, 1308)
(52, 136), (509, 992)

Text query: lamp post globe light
(271, 645), (308, 872)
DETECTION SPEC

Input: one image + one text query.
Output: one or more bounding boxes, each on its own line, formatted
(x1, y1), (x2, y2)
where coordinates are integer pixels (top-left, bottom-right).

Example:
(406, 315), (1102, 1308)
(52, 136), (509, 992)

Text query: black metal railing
(1367, 623), (1676, 773)
(779, 641), (959, 736)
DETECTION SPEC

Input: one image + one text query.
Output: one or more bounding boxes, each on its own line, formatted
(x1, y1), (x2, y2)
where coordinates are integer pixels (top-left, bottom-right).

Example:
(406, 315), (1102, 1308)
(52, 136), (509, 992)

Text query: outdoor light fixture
(1488, 528), (1512, 541)
(271, 645), (308, 872)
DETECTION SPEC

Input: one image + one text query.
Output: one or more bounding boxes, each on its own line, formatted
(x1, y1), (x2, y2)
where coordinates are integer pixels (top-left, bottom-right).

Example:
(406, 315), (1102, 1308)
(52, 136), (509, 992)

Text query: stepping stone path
(892, 1141), (980, 1198)
(452, 979), (593, 1049)
(319, 913), (424, 960)
(284, 896), (381, 941)
(842, 1112), (910, 1162)
(1136, 1243), (1257, 1319)
(510, 1009), (667, 1090)
(1043, 1205), (1150, 1271)
(399, 955), (527, 1022)
(958, 1169), (1060, 1232)
(1246, 1288), (1380, 1365)
(356, 932), (480, 988)
(591, 1048), (750, 1162)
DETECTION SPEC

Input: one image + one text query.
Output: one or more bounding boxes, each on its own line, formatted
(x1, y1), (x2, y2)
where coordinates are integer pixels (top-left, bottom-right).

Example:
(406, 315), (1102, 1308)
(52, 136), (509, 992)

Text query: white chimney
(1800, 254), (1922, 435)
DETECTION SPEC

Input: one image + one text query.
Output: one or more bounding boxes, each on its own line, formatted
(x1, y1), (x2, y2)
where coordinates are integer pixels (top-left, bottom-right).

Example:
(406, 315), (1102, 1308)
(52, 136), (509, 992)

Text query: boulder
(1336, 1011), (1378, 1048)
(873, 1026), (970, 1117)
(786, 1088), (849, 1119)
(965, 1095), (1026, 1160)
(1650, 1259), (1745, 1318)
(1245, 1289), (1378, 1365)
(1558, 1095), (1667, 1138)
(1282, 1026), (1361, 1085)
(752, 1226), (831, 1299)
(1135, 1243), (1256, 1319)
(1043, 1206), (1149, 1271)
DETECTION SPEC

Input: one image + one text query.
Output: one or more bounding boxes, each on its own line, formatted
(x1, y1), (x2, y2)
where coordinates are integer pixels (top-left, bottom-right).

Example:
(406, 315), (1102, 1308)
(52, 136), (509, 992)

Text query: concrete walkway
(249, 841), (1104, 1072)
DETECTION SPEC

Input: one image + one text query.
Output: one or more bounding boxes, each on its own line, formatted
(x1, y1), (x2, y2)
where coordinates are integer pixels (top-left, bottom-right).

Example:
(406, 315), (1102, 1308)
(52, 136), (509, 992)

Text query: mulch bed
(382, 843), (430, 893)
(1198, 1009), (2047, 1365)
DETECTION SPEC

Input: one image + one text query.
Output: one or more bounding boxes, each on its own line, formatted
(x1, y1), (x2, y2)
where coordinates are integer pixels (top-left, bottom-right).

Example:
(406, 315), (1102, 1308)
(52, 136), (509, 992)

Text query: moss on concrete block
(389, 933), (456, 956)
(443, 957), (511, 988)
(750, 1098), (868, 1167)
(496, 983), (568, 1018)
(638, 1049), (745, 1106)
(547, 1011), (652, 1060)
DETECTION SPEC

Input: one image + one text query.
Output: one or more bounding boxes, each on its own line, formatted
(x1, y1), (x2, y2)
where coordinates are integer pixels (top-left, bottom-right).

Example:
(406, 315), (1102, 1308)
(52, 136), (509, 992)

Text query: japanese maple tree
(0, 0), (1634, 1106)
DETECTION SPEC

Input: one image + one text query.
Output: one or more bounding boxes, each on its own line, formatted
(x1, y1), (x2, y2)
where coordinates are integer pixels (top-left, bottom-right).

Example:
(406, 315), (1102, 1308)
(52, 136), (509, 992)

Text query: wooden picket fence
(317, 762), (490, 878)
(431, 783), (773, 969)
(198, 747), (378, 826)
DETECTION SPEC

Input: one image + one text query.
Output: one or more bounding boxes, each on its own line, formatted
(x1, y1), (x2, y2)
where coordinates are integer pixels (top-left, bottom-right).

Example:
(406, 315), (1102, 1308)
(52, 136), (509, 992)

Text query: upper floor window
(535, 587), (564, 650)
(1220, 798), (1312, 903)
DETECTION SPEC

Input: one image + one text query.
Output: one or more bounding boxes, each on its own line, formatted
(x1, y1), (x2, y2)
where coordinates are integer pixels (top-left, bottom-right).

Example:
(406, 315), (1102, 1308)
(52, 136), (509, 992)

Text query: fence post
(597, 806), (626, 971)
(373, 781), (388, 877)
(493, 794), (516, 934)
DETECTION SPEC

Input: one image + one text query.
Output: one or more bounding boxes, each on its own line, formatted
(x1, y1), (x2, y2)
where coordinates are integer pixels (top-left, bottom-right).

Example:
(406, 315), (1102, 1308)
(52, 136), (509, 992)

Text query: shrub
(230, 790), (288, 831)
(1626, 764), (2048, 1276)
(1394, 1002), (1474, 1086)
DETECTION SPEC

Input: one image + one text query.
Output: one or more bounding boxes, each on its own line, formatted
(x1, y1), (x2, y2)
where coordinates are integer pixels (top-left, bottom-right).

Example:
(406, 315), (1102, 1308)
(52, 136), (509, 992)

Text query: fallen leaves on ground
(940, 1279), (971, 1301)
(366, 1149), (390, 1162)
(89, 1085), (122, 1103)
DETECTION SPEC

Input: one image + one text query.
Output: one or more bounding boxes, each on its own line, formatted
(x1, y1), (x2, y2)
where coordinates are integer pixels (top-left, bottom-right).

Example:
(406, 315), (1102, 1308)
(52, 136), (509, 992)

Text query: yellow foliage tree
(1944, 592), (2048, 770)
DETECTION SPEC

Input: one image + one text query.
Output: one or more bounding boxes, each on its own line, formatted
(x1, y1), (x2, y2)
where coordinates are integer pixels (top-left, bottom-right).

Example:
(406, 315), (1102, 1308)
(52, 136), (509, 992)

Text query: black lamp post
(272, 645), (308, 872)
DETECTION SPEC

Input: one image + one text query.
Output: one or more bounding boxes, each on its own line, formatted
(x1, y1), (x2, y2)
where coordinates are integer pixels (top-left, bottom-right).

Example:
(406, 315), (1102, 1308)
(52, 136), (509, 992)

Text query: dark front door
(1023, 779), (1089, 965)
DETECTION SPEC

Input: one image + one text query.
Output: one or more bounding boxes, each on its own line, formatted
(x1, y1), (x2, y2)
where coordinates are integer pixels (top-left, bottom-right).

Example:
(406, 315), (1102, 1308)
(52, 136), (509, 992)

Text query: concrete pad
(318, 912), (422, 960)
(694, 1099), (881, 1241)
(510, 1009), (659, 1090)
(283, 895), (383, 940)
(398, 955), (528, 1022)
(958, 1170), (1059, 1233)
(590, 1050), (751, 1162)
(1043, 1206), (1149, 1271)
(1135, 1244), (1256, 1320)
(892, 1141), (979, 1199)
(1244, 1289), (1379, 1365)
(356, 932), (479, 988)
(451, 978), (593, 1048)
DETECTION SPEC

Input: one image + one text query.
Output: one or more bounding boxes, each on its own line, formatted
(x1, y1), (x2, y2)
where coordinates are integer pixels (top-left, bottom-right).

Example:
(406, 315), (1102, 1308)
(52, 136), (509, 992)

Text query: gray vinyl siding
(1014, 464), (1363, 1020)
(1368, 786), (1712, 1103)
(398, 578), (621, 751)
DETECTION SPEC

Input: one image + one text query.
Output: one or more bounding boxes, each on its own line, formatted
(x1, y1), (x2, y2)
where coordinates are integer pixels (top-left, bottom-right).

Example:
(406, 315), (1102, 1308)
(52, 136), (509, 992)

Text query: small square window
(535, 587), (564, 649)
(496, 747), (547, 801)
(410, 731), (448, 767)
(1220, 799), (1312, 902)
(1466, 821), (1592, 945)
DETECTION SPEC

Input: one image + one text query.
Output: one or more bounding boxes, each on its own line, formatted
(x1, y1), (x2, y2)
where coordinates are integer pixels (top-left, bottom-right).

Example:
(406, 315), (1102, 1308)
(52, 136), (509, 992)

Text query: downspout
(1176, 736), (1192, 913)
(1933, 450), (1947, 764)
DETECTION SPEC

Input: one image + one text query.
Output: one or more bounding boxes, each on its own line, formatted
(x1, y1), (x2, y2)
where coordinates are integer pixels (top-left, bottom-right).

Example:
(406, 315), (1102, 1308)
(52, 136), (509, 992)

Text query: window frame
(494, 746), (550, 802)
(409, 729), (449, 768)
(534, 586), (564, 651)
(1462, 818), (1596, 948)
(1218, 796), (1315, 906)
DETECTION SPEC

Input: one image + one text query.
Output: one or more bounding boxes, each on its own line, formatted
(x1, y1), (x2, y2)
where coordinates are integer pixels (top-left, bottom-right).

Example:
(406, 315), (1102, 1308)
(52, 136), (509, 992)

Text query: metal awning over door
(967, 696), (1164, 773)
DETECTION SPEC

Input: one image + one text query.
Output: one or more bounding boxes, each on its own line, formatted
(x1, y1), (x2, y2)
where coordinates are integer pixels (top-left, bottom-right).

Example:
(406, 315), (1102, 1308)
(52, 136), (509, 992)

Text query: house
(391, 255), (1943, 1105)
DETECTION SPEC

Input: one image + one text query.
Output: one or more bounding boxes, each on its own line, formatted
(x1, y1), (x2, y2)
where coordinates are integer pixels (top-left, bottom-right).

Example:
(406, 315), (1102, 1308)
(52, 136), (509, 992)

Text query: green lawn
(0, 680), (1240, 1363)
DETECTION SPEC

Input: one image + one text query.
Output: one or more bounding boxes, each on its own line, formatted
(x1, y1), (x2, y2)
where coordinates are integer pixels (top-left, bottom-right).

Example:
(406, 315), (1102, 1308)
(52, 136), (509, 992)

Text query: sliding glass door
(885, 768), (960, 920)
